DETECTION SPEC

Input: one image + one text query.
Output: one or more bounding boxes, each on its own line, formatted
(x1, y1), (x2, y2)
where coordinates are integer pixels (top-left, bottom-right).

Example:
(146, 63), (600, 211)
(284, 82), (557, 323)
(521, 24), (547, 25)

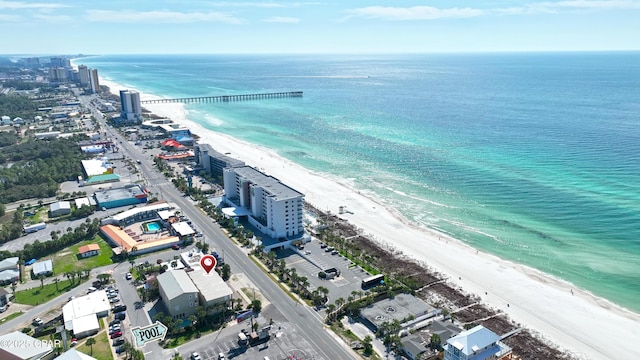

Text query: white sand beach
(101, 78), (640, 360)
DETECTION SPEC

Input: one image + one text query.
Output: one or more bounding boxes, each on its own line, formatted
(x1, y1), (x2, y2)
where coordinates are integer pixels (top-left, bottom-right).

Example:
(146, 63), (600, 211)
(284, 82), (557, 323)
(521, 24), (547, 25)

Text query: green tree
(38, 274), (45, 289)
(52, 277), (59, 291)
(363, 335), (373, 355)
(85, 337), (96, 356)
(251, 299), (262, 314)
(221, 263), (231, 281)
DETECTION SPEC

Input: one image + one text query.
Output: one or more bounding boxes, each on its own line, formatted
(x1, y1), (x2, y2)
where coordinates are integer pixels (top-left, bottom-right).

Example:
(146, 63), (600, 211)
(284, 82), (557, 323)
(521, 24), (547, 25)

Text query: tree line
(0, 136), (88, 203)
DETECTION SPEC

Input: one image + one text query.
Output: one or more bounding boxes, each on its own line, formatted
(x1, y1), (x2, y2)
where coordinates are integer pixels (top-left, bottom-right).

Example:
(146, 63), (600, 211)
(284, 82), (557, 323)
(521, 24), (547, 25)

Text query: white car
(190, 352), (202, 360)
(0, 305), (7, 313)
(125, 272), (132, 280)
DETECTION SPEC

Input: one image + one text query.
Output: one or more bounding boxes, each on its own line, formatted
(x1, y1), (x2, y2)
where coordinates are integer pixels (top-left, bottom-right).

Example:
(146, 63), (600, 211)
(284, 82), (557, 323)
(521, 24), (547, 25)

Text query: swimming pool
(142, 221), (162, 233)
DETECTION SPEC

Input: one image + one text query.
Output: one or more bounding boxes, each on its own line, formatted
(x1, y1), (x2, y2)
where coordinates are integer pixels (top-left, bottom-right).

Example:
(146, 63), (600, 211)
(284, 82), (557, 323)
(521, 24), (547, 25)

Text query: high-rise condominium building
(119, 90), (142, 122)
(89, 69), (100, 93)
(78, 65), (90, 85)
(223, 166), (304, 239)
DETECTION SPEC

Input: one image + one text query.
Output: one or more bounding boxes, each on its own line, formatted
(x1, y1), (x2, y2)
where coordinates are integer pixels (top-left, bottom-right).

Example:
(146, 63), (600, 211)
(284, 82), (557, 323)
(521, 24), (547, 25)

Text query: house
(32, 260), (53, 277)
(443, 325), (512, 360)
(56, 348), (97, 360)
(0, 331), (54, 359)
(157, 269), (199, 319)
(0, 257), (20, 285)
(78, 244), (100, 258)
(0, 287), (11, 306)
(402, 334), (429, 360)
(49, 201), (71, 217)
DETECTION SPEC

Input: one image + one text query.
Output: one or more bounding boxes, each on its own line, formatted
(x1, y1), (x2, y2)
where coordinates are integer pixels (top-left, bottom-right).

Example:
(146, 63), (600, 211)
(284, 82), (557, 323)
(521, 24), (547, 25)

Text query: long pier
(140, 91), (303, 105)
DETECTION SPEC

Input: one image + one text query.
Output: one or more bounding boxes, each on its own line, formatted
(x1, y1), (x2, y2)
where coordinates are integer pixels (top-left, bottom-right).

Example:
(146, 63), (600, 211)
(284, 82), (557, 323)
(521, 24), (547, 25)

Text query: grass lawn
(54, 235), (114, 274)
(14, 278), (87, 305)
(0, 311), (23, 324)
(77, 331), (113, 360)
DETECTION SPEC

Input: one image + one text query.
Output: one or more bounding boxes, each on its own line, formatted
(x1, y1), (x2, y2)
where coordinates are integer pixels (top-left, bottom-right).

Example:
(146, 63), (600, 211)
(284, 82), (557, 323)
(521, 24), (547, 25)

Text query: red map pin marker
(200, 254), (217, 274)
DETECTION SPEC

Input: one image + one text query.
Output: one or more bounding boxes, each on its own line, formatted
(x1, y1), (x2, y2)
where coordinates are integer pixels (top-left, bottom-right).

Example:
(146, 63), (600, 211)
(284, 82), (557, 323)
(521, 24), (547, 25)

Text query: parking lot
(280, 239), (372, 307)
(182, 319), (324, 360)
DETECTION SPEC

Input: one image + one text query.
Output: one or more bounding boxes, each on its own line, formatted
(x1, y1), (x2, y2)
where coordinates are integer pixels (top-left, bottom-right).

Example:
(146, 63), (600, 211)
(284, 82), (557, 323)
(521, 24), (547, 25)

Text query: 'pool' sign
(131, 321), (168, 347)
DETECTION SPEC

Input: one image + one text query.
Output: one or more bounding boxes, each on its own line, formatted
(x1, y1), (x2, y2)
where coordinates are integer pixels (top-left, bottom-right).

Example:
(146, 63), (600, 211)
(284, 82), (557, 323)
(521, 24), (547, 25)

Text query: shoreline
(97, 76), (640, 360)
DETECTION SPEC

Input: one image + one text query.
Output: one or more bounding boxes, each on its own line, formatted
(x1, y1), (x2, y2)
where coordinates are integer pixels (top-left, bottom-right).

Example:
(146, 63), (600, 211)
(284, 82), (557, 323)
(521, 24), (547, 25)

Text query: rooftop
(32, 259), (53, 275)
(0, 331), (53, 359)
(197, 144), (245, 168)
(81, 159), (111, 177)
(63, 291), (111, 330)
(56, 348), (97, 360)
(157, 270), (199, 300)
(446, 325), (501, 356)
(78, 244), (100, 254)
(188, 266), (233, 303)
(100, 224), (179, 253)
(172, 222), (195, 236)
(232, 166), (304, 201)
(94, 184), (146, 204)
(361, 293), (436, 330)
(110, 202), (175, 222)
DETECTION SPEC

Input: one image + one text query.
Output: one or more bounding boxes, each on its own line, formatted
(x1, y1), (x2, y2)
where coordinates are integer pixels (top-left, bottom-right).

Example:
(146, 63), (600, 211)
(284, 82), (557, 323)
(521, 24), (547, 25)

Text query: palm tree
(85, 337), (96, 355)
(52, 277), (60, 291)
(170, 261), (178, 269)
(38, 274), (45, 289)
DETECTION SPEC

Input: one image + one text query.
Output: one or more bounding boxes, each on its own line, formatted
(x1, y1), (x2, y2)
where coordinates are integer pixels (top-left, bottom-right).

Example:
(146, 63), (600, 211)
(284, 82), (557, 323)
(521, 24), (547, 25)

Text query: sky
(0, 0), (639, 54)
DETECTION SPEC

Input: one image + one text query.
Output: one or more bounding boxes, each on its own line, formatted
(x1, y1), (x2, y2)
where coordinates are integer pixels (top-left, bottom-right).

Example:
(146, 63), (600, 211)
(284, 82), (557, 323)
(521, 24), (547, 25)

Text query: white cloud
(85, 10), (245, 24)
(0, 13), (21, 21)
(32, 14), (72, 23)
(0, 1), (68, 9)
(262, 16), (300, 23)
(347, 6), (484, 21)
(209, 2), (286, 7)
(347, 1), (640, 21)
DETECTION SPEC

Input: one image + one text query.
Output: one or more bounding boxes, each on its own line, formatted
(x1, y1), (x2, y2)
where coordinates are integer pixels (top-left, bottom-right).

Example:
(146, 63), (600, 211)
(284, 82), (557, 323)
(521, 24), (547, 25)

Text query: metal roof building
(0, 331), (53, 359)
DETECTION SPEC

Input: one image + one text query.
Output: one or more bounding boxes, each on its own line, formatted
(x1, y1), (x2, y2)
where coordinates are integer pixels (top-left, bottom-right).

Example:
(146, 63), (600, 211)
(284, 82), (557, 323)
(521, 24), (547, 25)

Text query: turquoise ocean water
(79, 53), (640, 313)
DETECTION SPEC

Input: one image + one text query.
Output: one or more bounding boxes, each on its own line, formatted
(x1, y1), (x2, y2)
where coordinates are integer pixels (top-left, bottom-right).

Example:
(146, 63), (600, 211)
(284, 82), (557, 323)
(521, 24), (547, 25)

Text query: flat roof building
(223, 166), (304, 240)
(94, 184), (148, 209)
(361, 293), (437, 332)
(187, 264), (233, 310)
(101, 202), (175, 227)
(63, 291), (110, 338)
(194, 144), (245, 180)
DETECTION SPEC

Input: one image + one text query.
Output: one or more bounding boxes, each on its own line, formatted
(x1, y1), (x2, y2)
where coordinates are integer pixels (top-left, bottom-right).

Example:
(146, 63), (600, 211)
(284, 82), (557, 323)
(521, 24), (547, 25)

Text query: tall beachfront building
(48, 67), (66, 83)
(119, 90), (142, 122)
(194, 144), (245, 181)
(78, 65), (90, 86)
(223, 166), (304, 240)
(89, 68), (100, 93)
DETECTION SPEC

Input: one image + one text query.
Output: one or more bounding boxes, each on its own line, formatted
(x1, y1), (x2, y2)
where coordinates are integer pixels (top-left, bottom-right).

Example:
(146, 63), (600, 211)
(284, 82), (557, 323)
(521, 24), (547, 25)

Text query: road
(97, 98), (357, 359)
(1, 94), (357, 360)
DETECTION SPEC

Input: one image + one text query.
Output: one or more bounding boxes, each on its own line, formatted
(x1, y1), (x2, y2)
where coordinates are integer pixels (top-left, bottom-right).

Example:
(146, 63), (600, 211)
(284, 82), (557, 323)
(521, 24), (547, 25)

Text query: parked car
(109, 326), (121, 334)
(191, 352), (203, 360)
(110, 331), (123, 339)
(32, 318), (44, 326)
(114, 312), (126, 320)
(113, 305), (127, 312)
(113, 338), (125, 347)
(172, 244), (180, 250)
(0, 305), (6, 313)
(125, 272), (132, 280)
(110, 297), (120, 304)
(115, 345), (126, 354)
(109, 319), (121, 327)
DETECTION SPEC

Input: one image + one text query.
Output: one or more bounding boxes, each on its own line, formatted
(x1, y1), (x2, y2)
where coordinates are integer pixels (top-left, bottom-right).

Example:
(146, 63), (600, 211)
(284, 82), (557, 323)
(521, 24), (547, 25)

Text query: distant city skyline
(1, 0), (639, 54)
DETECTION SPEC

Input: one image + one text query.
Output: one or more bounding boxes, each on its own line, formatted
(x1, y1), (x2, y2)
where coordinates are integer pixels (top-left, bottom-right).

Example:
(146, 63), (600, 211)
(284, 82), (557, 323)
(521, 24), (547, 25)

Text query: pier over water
(140, 91), (303, 105)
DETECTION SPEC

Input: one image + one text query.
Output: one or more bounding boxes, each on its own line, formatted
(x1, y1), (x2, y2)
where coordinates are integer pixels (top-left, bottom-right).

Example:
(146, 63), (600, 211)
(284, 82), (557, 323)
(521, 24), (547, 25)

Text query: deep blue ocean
(79, 53), (640, 313)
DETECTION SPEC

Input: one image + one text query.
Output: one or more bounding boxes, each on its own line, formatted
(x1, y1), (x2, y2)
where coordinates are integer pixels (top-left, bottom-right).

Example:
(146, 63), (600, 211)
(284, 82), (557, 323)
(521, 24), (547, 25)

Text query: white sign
(131, 321), (168, 347)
